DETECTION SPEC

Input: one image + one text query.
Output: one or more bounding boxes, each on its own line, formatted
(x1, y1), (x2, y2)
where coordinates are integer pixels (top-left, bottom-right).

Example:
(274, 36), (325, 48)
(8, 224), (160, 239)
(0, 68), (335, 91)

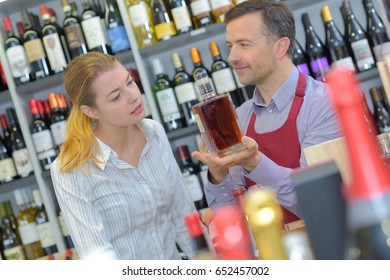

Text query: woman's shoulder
(141, 118), (166, 135)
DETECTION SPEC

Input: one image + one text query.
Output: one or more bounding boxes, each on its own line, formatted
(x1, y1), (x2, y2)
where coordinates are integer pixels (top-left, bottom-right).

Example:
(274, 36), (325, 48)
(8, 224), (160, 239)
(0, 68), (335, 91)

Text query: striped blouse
(50, 119), (196, 260)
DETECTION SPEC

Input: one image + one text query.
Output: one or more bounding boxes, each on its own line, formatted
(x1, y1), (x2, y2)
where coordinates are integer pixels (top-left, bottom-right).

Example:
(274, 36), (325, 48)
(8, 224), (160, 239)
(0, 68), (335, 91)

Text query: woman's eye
(127, 80), (134, 86)
(111, 94), (120, 102)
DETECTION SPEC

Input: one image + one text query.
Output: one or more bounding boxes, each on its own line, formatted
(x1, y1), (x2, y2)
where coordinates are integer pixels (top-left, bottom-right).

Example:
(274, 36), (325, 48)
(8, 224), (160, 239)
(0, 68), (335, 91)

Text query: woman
(50, 52), (195, 260)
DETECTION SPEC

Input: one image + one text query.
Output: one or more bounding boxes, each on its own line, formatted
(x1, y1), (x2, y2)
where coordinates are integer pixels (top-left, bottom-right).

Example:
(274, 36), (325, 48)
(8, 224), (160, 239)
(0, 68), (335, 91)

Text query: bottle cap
(2, 16), (12, 32)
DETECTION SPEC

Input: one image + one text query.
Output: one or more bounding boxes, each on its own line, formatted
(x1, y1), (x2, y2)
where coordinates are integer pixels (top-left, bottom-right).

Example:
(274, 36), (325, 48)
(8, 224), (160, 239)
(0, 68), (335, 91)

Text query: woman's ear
(274, 37), (290, 59)
(80, 105), (98, 120)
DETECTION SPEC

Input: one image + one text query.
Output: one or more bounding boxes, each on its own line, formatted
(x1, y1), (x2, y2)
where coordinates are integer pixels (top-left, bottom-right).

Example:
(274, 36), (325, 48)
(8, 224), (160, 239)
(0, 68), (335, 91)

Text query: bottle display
(171, 52), (198, 127)
(192, 70), (244, 157)
(293, 39), (311, 76)
(151, 0), (177, 41)
(190, 0), (213, 28)
(369, 86), (390, 133)
(169, 0), (193, 34)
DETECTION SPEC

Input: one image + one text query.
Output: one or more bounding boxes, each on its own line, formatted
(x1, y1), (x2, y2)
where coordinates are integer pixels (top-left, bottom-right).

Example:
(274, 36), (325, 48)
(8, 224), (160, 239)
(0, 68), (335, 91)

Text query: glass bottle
(151, 0), (177, 41)
(169, 0), (193, 34)
(57, 211), (75, 249)
(190, 0), (213, 28)
(190, 46), (214, 100)
(370, 86), (390, 134)
(48, 92), (68, 151)
(192, 69), (244, 157)
(0, 135), (17, 184)
(0, 114), (12, 152)
(209, 0), (233, 23)
(321, 5), (356, 72)
(171, 52), (199, 127)
(292, 39), (311, 77)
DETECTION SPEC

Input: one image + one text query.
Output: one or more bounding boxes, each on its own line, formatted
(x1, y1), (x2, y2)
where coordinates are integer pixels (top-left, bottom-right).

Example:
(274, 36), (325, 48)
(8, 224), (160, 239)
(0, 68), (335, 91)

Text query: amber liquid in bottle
(192, 70), (244, 157)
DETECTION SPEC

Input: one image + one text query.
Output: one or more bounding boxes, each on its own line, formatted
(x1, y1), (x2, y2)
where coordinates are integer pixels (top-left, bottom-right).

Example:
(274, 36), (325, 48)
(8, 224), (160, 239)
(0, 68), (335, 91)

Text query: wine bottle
(0, 62), (7, 91)
(321, 5), (356, 72)
(0, 135), (17, 184)
(210, 0), (233, 23)
(32, 189), (58, 255)
(209, 40), (242, 107)
(2, 16), (32, 85)
(29, 98), (57, 171)
(80, 0), (111, 54)
(62, 0), (88, 59)
(340, 0), (375, 72)
(126, 0), (157, 48)
(151, 58), (185, 131)
(40, 5), (68, 74)
(150, 0), (177, 41)
(171, 53), (199, 127)
(169, 0), (193, 34)
(47, 8), (71, 62)
(190, 47), (215, 100)
(326, 68), (390, 259)
(0, 114), (12, 156)
(190, 0), (213, 28)
(363, 0), (390, 61)
(14, 189), (45, 260)
(192, 70), (245, 156)
(292, 39), (311, 76)
(57, 211), (75, 249)
(7, 108), (33, 178)
(103, 0), (131, 54)
(301, 13), (330, 82)
(48, 93), (68, 150)
(21, 9), (51, 80)
(177, 145), (208, 210)
(369, 86), (390, 134)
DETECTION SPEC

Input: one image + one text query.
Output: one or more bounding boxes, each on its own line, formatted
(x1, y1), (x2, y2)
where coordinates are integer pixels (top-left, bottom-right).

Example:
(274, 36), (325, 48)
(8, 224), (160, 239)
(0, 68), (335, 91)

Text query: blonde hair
(58, 52), (119, 173)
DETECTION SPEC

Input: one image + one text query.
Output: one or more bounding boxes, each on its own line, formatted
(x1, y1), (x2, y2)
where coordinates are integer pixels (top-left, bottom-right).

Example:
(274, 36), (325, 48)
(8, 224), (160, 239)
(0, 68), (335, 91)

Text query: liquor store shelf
(0, 175), (36, 194)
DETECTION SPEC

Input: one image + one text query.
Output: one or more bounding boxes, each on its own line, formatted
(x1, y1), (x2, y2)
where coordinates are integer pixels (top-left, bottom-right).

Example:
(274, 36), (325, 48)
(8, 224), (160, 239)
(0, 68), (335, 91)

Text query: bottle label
(42, 33), (67, 73)
(50, 120), (68, 147)
(194, 77), (215, 101)
(154, 22), (176, 40)
(107, 26), (131, 53)
(36, 222), (57, 248)
(171, 6), (192, 31)
(309, 57), (329, 81)
(373, 41), (390, 61)
(64, 24), (87, 50)
(18, 222), (40, 245)
(190, 0), (212, 16)
(182, 172), (204, 202)
(129, 2), (149, 27)
(0, 157), (17, 181)
(156, 88), (182, 122)
(3, 246), (26, 260)
(296, 63), (310, 76)
(331, 56), (355, 72)
(24, 38), (46, 63)
(174, 82), (198, 104)
(32, 129), (55, 153)
(5, 46), (31, 79)
(351, 39), (375, 71)
(212, 68), (237, 94)
(12, 148), (33, 177)
(81, 17), (109, 50)
(210, 0), (231, 10)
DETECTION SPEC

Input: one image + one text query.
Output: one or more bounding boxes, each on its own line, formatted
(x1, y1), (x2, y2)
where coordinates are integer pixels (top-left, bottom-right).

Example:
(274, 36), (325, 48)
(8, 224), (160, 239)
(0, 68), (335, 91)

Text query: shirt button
(267, 108), (273, 113)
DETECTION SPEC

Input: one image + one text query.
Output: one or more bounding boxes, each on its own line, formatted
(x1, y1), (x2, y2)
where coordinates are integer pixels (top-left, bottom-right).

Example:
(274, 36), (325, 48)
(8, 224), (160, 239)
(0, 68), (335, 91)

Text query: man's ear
(274, 37), (290, 59)
(80, 105), (98, 120)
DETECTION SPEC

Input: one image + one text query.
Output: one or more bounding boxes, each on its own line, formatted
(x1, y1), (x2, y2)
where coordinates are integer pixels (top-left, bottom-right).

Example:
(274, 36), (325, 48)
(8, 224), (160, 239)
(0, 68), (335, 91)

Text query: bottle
(62, 0), (88, 59)
(209, 40), (242, 107)
(210, 205), (254, 259)
(376, 132), (390, 164)
(190, 47), (214, 100)
(48, 93), (68, 150)
(126, 0), (157, 48)
(150, 0), (177, 41)
(0, 114), (12, 152)
(171, 52), (199, 127)
(151, 58), (185, 131)
(190, 0), (213, 29)
(369, 86), (390, 134)
(381, 86), (390, 111)
(321, 5), (356, 72)
(14, 189), (45, 260)
(7, 108), (34, 178)
(177, 145), (208, 210)
(57, 211), (75, 249)
(169, 0), (193, 34)
(326, 68), (390, 259)
(363, 0), (390, 61)
(21, 9), (51, 80)
(192, 69), (245, 157)
(340, 0), (375, 72)
(103, 0), (131, 54)
(245, 188), (288, 260)
(29, 98), (57, 171)
(0, 202), (26, 260)
(40, 4), (68, 74)
(210, 0), (233, 23)
(301, 13), (330, 82)
(48, 8), (71, 62)
(0, 62), (7, 91)
(0, 135), (17, 184)
(292, 39), (311, 76)
(2, 16), (31, 85)
(183, 212), (214, 259)
(80, 0), (111, 54)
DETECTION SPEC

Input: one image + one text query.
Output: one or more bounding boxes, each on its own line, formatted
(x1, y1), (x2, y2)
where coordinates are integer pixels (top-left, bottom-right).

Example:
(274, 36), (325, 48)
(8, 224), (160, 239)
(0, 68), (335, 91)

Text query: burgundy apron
(244, 72), (306, 225)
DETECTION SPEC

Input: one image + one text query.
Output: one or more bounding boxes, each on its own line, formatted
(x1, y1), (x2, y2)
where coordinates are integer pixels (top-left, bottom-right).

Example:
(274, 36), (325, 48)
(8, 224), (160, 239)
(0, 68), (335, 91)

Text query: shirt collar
(253, 66), (299, 111)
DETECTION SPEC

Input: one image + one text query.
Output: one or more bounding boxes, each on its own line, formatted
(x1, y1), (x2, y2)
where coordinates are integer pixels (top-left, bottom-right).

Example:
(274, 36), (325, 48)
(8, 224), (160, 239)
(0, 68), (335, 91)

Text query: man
(192, 0), (341, 223)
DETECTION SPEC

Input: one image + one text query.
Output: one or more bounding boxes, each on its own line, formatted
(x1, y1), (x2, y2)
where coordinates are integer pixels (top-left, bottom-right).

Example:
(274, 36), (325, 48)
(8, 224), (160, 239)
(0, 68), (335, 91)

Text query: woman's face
(88, 61), (145, 130)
